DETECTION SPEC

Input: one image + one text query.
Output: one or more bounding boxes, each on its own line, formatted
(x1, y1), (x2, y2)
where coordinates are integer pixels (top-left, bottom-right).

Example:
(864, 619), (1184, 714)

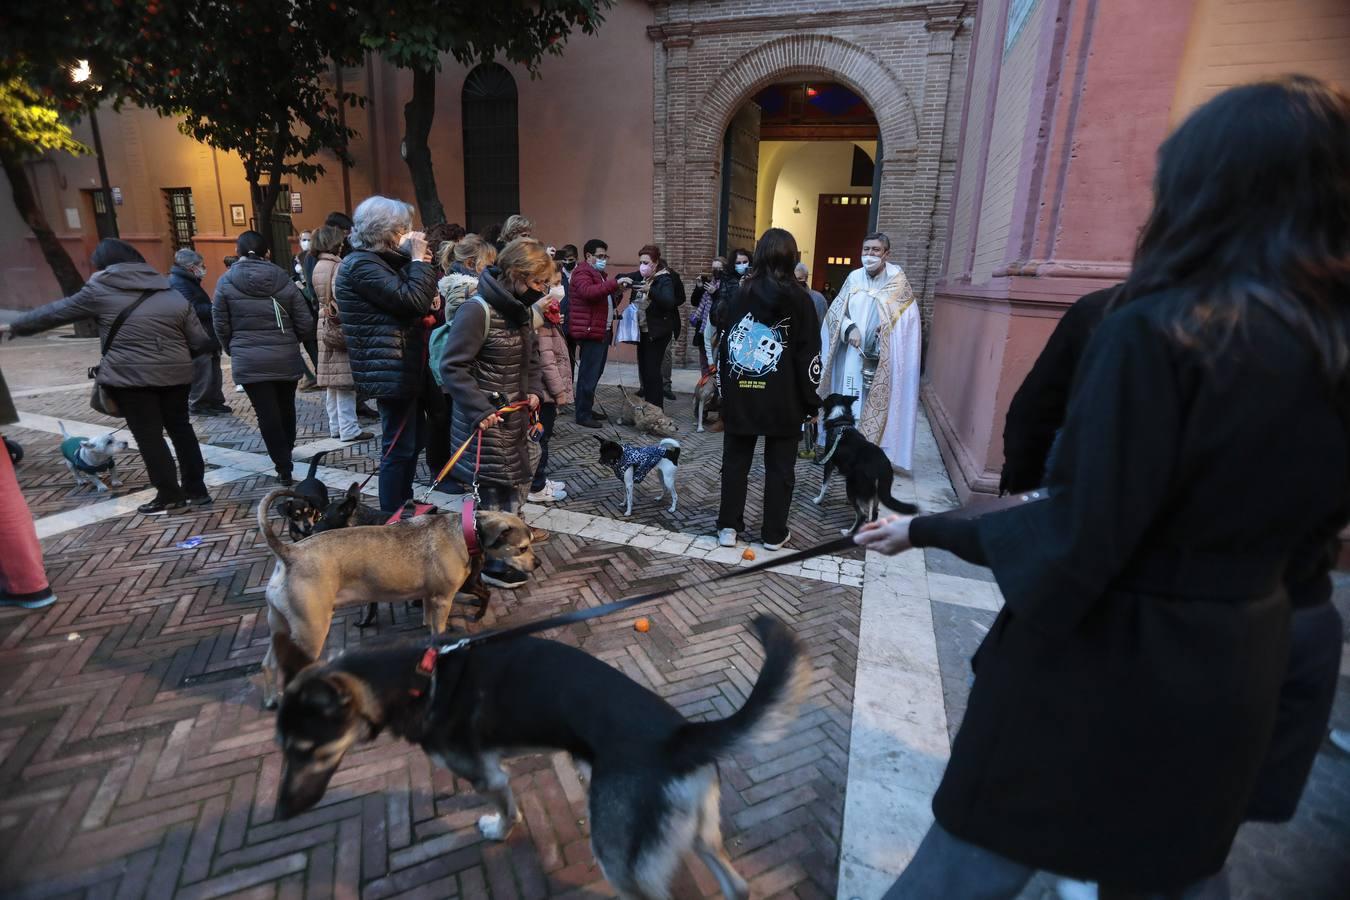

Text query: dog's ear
(477, 510), (524, 549)
(272, 633), (315, 684)
(345, 482), (361, 499)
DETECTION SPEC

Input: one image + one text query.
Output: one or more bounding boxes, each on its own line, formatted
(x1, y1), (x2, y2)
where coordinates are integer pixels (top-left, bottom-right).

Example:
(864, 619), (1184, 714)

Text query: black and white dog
(58, 422), (128, 492)
(596, 436), (680, 516)
(271, 615), (807, 900)
(813, 393), (918, 533)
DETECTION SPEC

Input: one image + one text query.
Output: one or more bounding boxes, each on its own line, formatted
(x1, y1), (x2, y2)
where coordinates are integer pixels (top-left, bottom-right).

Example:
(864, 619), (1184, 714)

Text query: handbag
(615, 302), (641, 344)
(321, 305), (347, 351)
(89, 288), (156, 417)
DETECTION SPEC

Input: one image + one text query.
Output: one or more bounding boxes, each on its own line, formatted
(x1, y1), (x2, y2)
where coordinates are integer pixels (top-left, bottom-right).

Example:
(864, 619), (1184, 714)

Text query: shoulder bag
(89, 288), (157, 417)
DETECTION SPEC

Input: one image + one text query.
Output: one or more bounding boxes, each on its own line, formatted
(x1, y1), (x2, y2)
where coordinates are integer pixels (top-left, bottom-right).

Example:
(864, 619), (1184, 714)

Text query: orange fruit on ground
(634, 618), (650, 633)
(742, 548), (756, 561)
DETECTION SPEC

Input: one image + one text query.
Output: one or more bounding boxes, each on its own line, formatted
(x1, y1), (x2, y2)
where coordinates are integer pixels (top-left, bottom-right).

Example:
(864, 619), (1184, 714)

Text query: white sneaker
(527, 484), (567, 503)
(234, 384), (245, 393)
(763, 531), (791, 552)
(718, 528), (737, 548)
(546, 478), (566, 493)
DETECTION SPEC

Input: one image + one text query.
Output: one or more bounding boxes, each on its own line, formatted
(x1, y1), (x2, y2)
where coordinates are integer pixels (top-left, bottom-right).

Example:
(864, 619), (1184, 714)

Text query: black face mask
(518, 286), (545, 304)
(562, 260), (576, 272)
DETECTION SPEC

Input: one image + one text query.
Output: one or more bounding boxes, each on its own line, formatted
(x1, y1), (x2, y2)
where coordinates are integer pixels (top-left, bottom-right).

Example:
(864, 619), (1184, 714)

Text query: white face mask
(300, 240), (310, 252)
(861, 254), (883, 273)
(547, 284), (565, 302)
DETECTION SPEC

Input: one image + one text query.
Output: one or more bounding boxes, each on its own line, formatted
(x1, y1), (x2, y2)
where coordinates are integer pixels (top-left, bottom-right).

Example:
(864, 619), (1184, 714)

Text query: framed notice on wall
(230, 204), (246, 226)
(290, 192), (303, 214)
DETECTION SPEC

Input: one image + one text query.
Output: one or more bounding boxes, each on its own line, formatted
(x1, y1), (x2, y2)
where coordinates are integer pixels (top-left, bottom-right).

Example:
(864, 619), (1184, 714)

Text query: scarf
(475, 269), (532, 328)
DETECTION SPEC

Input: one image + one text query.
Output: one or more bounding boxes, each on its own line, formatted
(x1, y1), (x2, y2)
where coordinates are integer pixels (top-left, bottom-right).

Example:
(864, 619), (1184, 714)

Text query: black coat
(169, 265), (219, 353)
(716, 278), (821, 437)
(333, 249), (438, 399)
(212, 257), (314, 384)
(999, 285), (1116, 494)
(910, 291), (1350, 889)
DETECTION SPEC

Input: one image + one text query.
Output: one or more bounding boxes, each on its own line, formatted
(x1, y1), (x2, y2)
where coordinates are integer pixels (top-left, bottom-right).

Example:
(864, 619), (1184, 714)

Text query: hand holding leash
(854, 515), (914, 555)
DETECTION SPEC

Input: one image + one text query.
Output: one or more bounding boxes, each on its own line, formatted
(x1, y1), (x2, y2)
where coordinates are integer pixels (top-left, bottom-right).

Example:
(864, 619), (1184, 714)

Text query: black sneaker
(184, 492), (213, 507)
(481, 567), (528, 590)
(138, 497), (187, 516)
(664, 389), (677, 401)
(577, 419), (603, 429)
(592, 411), (608, 421)
(190, 407), (222, 417)
(0, 587), (57, 609)
(276, 472), (294, 486)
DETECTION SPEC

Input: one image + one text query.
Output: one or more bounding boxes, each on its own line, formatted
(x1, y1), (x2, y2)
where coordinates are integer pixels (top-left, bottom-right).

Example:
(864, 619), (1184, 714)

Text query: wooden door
(812, 193), (871, 293)
(719, 103), (760, 255)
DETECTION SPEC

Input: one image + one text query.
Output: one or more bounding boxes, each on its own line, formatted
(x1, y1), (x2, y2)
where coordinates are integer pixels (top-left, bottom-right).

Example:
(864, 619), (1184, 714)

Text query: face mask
(195, 266), (207, 279)
(711, 267), (723, 277)
(735, 262), (749, 275)
(519, 285), (545, 304)
(592, 258), (607, 271)
(562, 260), (576, 272)
(397, 237), (413, 258)
(299, 240), (310, 252)
(638, 262), (655, 278)
(547, 284), (565, 302)
(862, 254), (883, 273)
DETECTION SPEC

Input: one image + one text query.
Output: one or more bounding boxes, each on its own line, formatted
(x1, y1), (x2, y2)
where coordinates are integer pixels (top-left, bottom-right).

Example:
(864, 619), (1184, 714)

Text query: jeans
(189, 352), (226, 410)
(883, 821), (1230, 900)
(376, 396), (425, 512)
(531, 402), (558, 492)
(323, 388), (359, 439)
(637, 332), (671, 408)
(717, 432), (798, 545)
(0, 444), (49, 596)
(111, 384), (206, 500)
(242, 381), (299, 477)
(574, 339), (609, 423)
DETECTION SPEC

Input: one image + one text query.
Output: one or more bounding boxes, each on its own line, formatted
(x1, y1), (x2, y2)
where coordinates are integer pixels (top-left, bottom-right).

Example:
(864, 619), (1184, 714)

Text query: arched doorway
(716, 81), (881, 295)
(461, 63), (520, 233)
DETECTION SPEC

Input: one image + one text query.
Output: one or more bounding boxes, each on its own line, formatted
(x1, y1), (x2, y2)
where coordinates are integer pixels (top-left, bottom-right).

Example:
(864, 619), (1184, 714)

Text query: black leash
(433, 534), (860, 656)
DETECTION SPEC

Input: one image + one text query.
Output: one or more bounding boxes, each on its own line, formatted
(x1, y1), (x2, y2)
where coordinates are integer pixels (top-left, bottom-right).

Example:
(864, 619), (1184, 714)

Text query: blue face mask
(735, 262), (749, 275)
(592, 257), (607, 271)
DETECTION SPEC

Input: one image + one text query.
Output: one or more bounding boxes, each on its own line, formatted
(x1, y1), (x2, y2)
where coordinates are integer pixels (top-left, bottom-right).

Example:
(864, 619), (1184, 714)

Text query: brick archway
(687, 33), (920, 168)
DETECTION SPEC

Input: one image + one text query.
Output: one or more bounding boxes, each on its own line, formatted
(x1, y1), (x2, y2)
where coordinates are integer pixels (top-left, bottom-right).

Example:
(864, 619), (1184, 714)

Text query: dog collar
(462, 498), (482, 557)
(61, 437), (115, 474)
(408, 647), (438, 699)
(819, 429), (846, 465)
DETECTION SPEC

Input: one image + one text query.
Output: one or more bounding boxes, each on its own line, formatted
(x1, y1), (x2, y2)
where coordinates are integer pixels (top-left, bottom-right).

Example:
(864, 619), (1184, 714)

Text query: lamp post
(71, 60), (118, 239)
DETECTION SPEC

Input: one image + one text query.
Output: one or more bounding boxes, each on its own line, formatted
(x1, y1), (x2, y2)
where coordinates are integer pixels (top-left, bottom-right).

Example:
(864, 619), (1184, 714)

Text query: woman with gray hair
(334, 195), (439, 511)
(169, 248), (228, 415)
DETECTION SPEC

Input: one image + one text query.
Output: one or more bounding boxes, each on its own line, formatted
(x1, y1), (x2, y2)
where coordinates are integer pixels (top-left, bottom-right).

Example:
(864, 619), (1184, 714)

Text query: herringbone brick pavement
(1, 411), (860, 899)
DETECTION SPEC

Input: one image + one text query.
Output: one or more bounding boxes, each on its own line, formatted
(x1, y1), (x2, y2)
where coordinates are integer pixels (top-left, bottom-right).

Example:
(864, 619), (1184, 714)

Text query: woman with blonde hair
(439, 237), (552, 589)
(500, 214), (533, 246)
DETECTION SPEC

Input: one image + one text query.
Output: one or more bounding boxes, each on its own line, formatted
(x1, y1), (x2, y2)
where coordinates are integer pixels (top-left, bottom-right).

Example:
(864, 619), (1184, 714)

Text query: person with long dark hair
(859, 76), (1350, 897)
(715, 228), (822, 551)
(2, 239), (214, 514)
(213, 231), (316, 485)
(629, 244), (684, 409)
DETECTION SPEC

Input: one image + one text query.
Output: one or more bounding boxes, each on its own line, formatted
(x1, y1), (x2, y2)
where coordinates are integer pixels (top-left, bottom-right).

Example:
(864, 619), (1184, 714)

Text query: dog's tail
(257, 488), (302, 561)
(658, 437), (681, 465)
(305, 450), (329, 481)
(877, 468), (919, 515)
(664, 616), (808, 773)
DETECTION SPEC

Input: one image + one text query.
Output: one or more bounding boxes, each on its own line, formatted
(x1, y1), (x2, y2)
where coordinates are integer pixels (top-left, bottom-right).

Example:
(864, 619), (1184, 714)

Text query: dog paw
(262, 695), (279, 711)
(840, 528), (852, 537)
(478, 812), (517, 841)
(812, 495), (824, 505)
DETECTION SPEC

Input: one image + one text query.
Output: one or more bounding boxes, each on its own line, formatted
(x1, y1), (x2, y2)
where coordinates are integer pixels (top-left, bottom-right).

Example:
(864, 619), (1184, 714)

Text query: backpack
(429, 296), (492, 388)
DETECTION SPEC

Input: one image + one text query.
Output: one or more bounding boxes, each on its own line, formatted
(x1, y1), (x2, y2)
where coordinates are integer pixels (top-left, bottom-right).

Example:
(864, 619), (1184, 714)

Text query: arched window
(462, 63), (520, 233)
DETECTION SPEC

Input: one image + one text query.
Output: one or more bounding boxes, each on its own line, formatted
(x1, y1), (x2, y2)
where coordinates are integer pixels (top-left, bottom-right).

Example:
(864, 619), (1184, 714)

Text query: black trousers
(531, 402), (557, 492)
(111, 384), (206, 501)
(717, 432), (798, 545)
(424, 386), (450, 478)
(242, 380), (298, 477)
(636, 332), (671, 408)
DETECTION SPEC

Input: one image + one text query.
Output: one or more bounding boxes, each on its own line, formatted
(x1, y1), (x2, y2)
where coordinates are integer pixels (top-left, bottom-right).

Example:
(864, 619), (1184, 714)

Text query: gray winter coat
(10, 263), (211, 388)
(212, 256), (315, 384)
(440, 271), (544, 488)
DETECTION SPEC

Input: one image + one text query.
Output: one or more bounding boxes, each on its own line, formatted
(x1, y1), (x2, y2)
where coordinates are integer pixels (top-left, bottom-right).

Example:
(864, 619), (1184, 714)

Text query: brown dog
(256, 488), (536, 706)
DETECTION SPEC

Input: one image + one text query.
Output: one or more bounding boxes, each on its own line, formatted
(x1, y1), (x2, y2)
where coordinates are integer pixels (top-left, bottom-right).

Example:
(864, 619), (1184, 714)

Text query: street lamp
(70, 59), (119, 239)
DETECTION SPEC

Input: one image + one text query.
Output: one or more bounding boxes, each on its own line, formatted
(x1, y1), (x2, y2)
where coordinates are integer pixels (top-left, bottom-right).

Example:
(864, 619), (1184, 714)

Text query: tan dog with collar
(255, 489), (536, 707)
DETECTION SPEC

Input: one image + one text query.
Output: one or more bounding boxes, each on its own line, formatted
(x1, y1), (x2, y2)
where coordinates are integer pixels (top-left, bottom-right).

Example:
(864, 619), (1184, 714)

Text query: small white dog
(58, 422), (128, 492)
(596, 437), (680, 517)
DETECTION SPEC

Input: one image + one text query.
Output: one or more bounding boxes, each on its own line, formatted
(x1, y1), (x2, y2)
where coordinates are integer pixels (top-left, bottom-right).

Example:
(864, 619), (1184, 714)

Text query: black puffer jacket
(440, 270), (543, 488)
(11, 262), (212, 388)
(169, 265), (219, 353)
(212, 256), (314, 384)
(333, 248), (438, 399)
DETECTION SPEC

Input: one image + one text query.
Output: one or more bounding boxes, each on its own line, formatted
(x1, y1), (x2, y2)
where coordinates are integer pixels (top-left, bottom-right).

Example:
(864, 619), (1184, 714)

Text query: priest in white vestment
(818, 232), (921, 471)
